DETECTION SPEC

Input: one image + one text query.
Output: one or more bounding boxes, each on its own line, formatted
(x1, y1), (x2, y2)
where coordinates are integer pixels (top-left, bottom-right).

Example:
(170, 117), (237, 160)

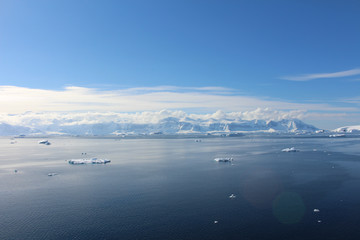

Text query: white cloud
(0, 85), (356, 114)
(0, 85), (359, 129)
(281, 68), (360, 81)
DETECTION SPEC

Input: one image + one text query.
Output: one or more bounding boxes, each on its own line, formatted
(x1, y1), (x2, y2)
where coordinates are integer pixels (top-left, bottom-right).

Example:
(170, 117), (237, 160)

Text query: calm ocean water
(1, 136), (360, 240)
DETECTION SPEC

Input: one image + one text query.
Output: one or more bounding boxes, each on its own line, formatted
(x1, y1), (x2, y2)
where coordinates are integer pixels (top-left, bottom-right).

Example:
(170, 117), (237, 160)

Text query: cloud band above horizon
(0, 85), (355, 114)
(0, 85), (359, 129)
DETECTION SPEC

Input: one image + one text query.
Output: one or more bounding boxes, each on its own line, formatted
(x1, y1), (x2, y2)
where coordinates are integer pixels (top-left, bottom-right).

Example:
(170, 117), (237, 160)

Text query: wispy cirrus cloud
(281, 68), (360, 81)
(341, 96), (360, 105)
(112, 86), (235, 95)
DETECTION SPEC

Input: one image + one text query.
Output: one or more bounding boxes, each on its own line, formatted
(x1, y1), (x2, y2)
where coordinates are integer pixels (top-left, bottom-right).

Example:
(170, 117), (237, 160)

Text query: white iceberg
(229, 194), (236, 199)
(68, 158), (111, 165)
(329, 134), (345, 138)
(214, 157), (233, 162)
(281, 147), (299, 152)
(39, 140), (51, 145)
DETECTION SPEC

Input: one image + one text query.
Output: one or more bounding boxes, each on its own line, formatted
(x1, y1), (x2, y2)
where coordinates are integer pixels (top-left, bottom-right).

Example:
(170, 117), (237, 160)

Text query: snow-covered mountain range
(333, 125), (360, 133)
(0, 110), (319, 136)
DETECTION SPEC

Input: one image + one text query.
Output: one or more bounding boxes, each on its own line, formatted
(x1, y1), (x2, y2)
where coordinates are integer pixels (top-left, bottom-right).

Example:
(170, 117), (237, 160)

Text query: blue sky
(0, 0), (360, 129)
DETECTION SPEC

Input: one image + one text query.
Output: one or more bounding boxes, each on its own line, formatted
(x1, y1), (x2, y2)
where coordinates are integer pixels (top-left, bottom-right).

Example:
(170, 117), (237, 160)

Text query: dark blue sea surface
(1, 136), (360, 240)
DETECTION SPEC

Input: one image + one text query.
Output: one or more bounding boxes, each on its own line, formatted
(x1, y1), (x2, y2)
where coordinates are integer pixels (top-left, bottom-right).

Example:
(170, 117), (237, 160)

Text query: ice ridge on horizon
(0, 115), (318, 136)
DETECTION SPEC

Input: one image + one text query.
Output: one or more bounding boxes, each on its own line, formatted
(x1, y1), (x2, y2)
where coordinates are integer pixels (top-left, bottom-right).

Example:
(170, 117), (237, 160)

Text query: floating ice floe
(214, 220), (218, 224)
(329, 134), (345, 138)
(313, 209), (320, 212)
(214, 157), (233, 162)
(281, 147), (299, 152)
(229, 194), (236, 199)
(68, 158), (111, 165)
(39, 140), (51, 145)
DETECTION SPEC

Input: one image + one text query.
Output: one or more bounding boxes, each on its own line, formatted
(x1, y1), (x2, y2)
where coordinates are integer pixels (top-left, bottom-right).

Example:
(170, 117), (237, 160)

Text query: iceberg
(229, 194), (236, 199)
(39, 140), (51, 145)
(329, 134), (345, 138)
(68, 158), (111, 165)
(214, 157), (233, 162)
(281, 147), (299, 152)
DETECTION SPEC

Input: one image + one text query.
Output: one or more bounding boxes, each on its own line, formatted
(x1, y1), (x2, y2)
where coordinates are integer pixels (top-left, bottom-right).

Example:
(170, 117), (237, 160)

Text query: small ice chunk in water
(39, 140), (51, 145)
(214, 158), (233, 162)
(68, 158), (111, 164)
(313, 209), (320, 212)
(214, 220), (218, 224)
(229, 194), (236, 199)
(281, 147), (299, 152)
